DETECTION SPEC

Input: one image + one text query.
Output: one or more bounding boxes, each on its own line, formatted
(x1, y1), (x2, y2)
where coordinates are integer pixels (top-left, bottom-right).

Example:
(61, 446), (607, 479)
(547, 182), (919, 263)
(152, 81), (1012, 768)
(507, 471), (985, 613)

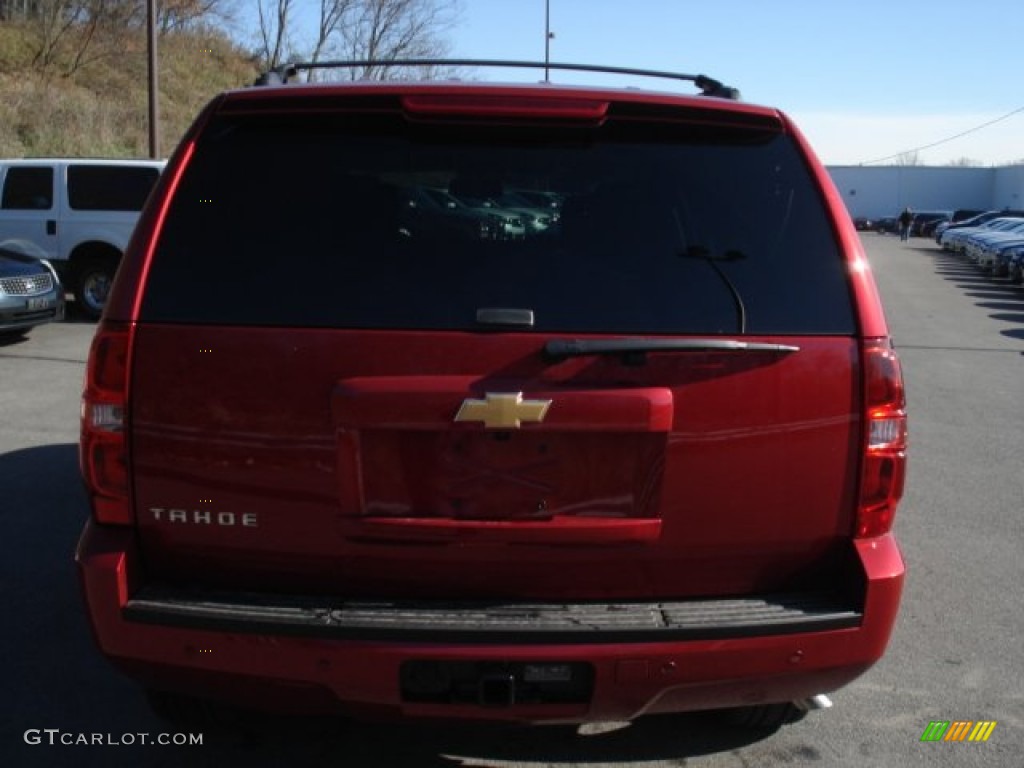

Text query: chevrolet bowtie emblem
(454, 392), (552, 429)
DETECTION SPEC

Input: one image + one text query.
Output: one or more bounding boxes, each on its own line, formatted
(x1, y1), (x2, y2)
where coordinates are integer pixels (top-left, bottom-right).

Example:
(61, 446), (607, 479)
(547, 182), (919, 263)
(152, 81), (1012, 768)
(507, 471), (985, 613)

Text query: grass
(0, 22), (258, 159)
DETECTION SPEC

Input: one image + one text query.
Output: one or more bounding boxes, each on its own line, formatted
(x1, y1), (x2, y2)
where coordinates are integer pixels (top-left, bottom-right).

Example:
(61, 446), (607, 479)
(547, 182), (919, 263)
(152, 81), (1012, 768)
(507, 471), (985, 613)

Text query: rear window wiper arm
(544, 338), (800, 362)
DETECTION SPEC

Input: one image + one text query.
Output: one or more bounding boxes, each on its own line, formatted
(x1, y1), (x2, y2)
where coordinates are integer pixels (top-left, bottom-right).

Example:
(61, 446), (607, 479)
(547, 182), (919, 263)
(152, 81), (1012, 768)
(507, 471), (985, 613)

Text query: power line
(859, 104), (1024, 165)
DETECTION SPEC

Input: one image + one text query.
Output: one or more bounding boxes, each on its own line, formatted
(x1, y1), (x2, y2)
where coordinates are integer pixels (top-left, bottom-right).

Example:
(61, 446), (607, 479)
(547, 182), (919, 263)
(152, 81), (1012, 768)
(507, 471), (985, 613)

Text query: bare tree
(309, 0), (355, 70)
(305, 0), (459, 81)
(57, 0), (144, 75)
(0, 0), (45, 21)
(256, 0), (294, 70)
(253, 0), (460, 80)
(64, 0), (103, 74)
(30, 0), (85, 71)
(24, 0), (232, 76)
(349, 0), (456, 79)
(157, 0), (230, 33)
(895, 151), (921, 167)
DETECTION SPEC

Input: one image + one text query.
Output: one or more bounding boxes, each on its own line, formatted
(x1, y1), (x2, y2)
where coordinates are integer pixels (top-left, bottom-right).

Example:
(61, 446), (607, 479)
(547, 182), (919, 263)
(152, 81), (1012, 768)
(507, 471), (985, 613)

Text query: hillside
(0, 21), (258, 158)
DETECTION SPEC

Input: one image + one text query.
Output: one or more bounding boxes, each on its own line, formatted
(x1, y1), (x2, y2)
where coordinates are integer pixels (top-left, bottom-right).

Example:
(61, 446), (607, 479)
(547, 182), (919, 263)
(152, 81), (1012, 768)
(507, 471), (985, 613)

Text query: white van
(0, 158), (165, 318)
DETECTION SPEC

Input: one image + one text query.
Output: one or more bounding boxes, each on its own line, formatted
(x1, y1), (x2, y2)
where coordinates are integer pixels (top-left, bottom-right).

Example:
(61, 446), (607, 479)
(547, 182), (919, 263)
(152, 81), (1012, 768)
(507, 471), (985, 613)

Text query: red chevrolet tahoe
(77, 61), (906, 730)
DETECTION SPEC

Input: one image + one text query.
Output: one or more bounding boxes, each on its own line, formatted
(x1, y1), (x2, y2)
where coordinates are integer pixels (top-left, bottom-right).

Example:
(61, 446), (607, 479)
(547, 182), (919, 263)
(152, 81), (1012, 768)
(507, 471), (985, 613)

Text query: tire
(73, 257), (117, 320)
(721, 702), (808, 731)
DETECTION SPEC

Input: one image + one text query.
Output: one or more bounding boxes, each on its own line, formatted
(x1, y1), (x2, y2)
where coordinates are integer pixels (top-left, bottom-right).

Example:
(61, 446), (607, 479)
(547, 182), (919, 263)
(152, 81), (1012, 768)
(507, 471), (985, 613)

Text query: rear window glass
(143, 110), (854, 335)
(67, 165), (160, 211)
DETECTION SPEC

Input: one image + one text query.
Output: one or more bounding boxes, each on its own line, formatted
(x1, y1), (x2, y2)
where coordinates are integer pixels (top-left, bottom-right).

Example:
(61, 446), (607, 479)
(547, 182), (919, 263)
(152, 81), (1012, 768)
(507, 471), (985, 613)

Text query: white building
(827, 165), (1024, 219)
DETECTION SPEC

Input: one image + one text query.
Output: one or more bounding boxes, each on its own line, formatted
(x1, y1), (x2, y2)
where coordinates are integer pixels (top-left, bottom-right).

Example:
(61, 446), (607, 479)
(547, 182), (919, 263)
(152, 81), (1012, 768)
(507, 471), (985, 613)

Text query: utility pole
(147, 0), (160, 158)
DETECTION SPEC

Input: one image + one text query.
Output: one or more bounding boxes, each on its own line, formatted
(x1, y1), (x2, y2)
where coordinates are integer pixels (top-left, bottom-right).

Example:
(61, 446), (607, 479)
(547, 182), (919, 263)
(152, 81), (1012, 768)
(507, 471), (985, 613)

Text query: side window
(67, 166), (160, 211)
(1, 167), (54, 210)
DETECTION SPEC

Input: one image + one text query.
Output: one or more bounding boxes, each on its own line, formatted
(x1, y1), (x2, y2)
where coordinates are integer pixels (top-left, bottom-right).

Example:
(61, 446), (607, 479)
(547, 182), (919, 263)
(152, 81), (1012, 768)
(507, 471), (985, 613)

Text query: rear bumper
(76, 521), (904, 723)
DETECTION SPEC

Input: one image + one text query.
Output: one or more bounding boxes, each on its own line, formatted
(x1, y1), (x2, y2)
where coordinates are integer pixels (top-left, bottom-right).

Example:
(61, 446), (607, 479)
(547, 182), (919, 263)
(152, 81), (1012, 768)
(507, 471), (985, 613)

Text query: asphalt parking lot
(1, 233), (1022, 767)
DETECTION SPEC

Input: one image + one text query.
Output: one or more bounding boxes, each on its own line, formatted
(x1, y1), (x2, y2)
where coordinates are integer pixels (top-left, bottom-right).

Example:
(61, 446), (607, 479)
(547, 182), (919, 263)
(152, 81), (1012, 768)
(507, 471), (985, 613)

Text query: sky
(245, 0), (1024, 167)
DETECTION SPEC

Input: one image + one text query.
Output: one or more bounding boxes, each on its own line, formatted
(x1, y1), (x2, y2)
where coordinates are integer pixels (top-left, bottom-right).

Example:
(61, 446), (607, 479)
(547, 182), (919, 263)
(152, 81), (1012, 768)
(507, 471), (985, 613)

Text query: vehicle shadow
(903, 241), (940, 252)
(11, 713), (791, 768)
(178, 711), (789, 767)
(974, 301), (1024, 312)
(0, 445), (787, 768)
(928, 250), (1024, 337)
(963, 289), (1024, 301)
(0, 331), (31, 348)
(61, 299), (98, 325)
(0, 443), (133, 768)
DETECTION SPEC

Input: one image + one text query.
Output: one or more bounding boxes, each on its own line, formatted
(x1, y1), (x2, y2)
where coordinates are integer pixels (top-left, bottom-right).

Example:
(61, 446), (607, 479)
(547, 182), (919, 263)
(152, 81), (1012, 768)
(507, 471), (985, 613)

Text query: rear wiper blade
(544, 338), (800, 362)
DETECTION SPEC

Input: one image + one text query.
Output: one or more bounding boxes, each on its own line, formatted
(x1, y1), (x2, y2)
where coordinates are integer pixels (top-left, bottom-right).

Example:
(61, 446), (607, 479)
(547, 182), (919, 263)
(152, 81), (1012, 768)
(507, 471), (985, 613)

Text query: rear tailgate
(128, 86), (863, 602)
(130, 329), (860, 600)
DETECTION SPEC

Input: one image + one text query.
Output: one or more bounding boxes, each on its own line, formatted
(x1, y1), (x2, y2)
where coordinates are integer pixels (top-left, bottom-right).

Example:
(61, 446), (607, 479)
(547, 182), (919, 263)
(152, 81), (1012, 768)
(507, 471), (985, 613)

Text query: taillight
(856, 338), (908, 538)
(80, 322), (132, 525)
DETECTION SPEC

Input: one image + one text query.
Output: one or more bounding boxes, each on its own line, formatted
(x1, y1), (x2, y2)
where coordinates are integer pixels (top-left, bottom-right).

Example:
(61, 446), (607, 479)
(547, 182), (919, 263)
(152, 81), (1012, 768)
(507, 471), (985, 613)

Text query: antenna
(544, 0), (554, 83)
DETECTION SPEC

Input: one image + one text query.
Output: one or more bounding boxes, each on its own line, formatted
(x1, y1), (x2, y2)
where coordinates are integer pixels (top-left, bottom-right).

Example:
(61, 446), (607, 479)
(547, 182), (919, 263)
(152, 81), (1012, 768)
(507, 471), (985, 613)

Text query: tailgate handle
(333, 377), (674, 432)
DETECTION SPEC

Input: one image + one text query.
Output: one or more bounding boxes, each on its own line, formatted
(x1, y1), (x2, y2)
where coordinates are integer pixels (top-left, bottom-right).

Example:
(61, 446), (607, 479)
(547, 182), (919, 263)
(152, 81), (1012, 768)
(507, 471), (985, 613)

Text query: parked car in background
(398, 186), (500, 241)
(939, 211), (1024, 288)
(874, 216), (898, 234)
(1006, 247), (1024, 283)
(951, 208), (985, 222)
(489, 190), (561, 234)
(446, 187), (528, 239)
(0, 245), (64, 336)
(935, 209), (1024, 243)
(969, 220), (1024, 270)
(0, 158), (165, 318)
(940, 216), (1024, 253)
(989, 241), (1024, 277)
(962, 218), (1024, 264)
(910, 211), (951, 237)
(934, 210), (998, 243)
(513, 189), (564, 212)
(920, 215), (956, 238)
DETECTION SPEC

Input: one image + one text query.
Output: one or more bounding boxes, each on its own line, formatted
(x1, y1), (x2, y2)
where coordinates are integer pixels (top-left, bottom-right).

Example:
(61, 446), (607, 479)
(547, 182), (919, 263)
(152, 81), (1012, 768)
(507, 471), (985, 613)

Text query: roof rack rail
(253, 59), (741, 100)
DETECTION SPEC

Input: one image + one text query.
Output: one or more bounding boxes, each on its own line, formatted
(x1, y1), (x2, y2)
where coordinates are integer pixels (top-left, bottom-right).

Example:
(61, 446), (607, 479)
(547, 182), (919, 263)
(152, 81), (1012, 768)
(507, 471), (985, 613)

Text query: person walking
(898, 207), (913, 241)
